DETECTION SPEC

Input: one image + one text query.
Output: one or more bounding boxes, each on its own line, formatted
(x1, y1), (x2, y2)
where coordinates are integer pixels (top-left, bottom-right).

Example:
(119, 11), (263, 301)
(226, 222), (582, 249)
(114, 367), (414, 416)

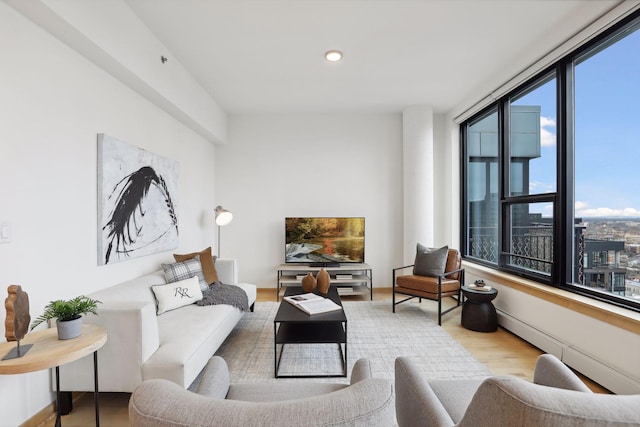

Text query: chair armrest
(393, 265), (415, 287)
(393, 264), (415, 273)
(440, 267), (464, 279)
(130, 377), (395, 427)
(195, 356), (231, 399)
(533, 354), (591, 392)
(460, 376), (640, 427)
(394, 357), (455, 427)
(57, 301), (160, 392)
(350, 358), (373, 385)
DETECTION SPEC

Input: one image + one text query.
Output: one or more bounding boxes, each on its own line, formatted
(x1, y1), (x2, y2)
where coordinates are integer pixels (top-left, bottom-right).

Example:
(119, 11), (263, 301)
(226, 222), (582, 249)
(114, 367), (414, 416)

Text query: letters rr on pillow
(413, 244), (449, 277)
(151, 276), (203, 315)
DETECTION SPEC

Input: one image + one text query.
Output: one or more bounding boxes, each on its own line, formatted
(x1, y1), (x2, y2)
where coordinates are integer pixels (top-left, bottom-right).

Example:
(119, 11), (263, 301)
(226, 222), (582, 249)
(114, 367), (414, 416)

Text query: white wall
(215, 114), (403, 289)
(0, 4), (217, 424)
(402, 107), (435, 263)
(465, 267), (640, 394)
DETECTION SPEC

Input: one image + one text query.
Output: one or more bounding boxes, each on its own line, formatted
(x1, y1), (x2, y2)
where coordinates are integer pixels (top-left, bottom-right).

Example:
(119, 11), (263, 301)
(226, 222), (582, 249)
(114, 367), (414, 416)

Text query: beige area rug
(208, 300), (491, 384)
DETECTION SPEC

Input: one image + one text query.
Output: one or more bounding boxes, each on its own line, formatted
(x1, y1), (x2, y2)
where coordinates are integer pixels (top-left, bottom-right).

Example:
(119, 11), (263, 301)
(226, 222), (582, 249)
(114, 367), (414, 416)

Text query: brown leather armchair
(392, 248), (464, 325)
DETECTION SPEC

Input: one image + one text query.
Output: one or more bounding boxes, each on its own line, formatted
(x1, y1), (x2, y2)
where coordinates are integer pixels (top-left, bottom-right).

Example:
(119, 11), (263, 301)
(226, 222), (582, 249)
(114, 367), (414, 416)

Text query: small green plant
(30, 295), (101, 331)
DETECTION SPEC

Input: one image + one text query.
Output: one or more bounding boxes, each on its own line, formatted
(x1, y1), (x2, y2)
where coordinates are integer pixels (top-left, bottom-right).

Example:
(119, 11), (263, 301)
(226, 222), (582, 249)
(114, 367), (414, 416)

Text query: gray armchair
(129, 356), (394, 427)
(395, 354), (640, 427)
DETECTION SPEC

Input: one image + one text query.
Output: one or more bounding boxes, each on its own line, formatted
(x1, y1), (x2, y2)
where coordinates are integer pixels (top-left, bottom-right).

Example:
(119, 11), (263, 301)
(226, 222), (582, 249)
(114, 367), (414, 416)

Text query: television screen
(285, 217), (365, 264)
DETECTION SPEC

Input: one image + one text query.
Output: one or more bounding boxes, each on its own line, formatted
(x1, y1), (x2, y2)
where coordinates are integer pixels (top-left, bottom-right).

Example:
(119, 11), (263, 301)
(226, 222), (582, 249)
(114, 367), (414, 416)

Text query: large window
(461, 11), (640, 311)
(572, 20), (640, 301)
(466, 110), (499, 264)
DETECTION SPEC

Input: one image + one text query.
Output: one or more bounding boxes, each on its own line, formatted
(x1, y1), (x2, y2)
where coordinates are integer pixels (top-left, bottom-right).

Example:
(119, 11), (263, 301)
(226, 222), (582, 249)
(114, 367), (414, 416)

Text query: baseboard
(20, 392), (85, 427)
(497, 309), (640, 394)
(563, 347), (640, 395)
(19, 401), (55, 427)
(497, 310), (564, 357)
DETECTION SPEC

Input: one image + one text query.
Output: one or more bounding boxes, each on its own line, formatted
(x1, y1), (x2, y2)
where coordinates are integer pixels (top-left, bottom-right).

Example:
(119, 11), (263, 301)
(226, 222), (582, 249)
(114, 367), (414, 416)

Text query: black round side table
(461, 285), (498, 332)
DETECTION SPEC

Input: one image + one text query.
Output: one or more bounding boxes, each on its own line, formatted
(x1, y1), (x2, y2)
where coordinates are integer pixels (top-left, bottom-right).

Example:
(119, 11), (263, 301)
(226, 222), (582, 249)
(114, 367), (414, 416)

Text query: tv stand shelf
(277, 263), (372, 300)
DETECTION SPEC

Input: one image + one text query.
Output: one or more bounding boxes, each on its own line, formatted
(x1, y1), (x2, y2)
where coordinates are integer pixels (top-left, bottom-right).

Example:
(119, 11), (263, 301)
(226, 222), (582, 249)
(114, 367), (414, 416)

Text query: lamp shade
(215, 205), (233, 226)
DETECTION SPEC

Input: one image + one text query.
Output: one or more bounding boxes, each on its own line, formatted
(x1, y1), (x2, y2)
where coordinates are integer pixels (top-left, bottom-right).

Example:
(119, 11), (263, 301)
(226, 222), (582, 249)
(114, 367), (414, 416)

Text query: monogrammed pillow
(151, 276), (203, 315)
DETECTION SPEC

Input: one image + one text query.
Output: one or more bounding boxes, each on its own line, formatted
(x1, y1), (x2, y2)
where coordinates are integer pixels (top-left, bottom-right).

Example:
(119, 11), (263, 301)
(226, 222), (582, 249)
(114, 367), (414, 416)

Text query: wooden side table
(461, 286), (498, 332)
(0, 324), (107, 426)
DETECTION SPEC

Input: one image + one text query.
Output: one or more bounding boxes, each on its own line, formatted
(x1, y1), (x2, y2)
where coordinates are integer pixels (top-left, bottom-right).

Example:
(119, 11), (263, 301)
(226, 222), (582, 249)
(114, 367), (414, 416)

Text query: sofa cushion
(396, 275), (460, 297)
(413, 244), (448, 277)
(151, 276), (203, 315)
(163, 257), (207, 291)
(174, 247), (219, 285)
(428, 379), (485, 423)
(228, 382), (347, 402)
(144, 303), (243, 387)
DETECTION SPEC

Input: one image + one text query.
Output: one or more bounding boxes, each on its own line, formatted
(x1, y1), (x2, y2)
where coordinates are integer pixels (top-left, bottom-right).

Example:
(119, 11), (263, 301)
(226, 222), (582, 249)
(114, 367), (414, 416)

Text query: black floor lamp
(214, 205), (233, 257)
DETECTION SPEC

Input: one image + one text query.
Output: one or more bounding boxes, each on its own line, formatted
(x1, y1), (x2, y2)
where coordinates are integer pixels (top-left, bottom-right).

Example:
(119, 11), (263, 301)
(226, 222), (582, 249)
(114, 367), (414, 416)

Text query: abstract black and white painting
(97, 134), (179, 265)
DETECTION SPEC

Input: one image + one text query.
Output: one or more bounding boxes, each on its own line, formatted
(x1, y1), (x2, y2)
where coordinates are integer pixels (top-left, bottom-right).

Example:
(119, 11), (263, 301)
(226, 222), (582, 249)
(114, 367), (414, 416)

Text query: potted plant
(30, 295), (101, 340)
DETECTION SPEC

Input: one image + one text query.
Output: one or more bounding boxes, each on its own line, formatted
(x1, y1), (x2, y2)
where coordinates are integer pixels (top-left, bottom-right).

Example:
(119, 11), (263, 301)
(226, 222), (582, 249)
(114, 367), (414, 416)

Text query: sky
(515, 24), (640, 218)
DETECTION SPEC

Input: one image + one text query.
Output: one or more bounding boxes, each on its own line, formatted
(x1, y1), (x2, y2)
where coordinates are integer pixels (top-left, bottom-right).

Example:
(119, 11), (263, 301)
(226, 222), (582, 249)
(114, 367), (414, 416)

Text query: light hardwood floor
(33, 288), (609, 427)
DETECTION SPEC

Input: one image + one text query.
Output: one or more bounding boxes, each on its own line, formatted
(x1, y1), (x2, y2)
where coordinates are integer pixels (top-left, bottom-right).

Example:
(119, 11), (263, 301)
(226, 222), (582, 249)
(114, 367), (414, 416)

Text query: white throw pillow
(151, 276), (203, 315)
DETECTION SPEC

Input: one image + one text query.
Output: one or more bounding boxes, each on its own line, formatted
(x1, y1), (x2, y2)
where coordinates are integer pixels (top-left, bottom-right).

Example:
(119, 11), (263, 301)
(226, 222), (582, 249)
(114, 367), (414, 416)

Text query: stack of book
(468, 283), (493, 291)
(283, 293), (342, 315)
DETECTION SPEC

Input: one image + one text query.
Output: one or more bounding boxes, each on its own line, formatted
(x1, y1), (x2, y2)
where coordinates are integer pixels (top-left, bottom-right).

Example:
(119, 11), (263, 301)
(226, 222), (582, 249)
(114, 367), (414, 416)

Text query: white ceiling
(125, 0), (621, 115)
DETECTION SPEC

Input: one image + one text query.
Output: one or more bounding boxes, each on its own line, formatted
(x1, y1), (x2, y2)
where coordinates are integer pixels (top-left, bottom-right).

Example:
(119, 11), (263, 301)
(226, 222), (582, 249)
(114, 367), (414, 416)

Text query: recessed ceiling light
(325, 50), (343, 62)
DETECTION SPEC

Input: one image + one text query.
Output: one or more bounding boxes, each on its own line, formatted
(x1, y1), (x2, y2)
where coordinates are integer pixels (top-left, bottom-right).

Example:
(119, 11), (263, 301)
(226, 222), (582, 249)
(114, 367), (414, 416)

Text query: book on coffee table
(283, 293), (342, 315)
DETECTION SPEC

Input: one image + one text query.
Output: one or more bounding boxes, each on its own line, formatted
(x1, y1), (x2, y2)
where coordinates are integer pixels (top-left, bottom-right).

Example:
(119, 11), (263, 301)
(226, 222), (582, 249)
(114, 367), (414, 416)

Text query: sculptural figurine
(3, 285), (32, 359)
(5, 285), (30, 342)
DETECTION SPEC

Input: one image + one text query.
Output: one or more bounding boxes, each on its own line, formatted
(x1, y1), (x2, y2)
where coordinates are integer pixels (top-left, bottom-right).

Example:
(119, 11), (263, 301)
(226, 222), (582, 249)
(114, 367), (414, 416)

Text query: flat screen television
(285, 217), (365, 265)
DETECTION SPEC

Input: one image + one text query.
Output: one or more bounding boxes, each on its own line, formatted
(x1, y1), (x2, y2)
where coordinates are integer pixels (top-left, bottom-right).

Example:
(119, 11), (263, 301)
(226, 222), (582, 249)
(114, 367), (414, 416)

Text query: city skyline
(520, 25), (639, 218)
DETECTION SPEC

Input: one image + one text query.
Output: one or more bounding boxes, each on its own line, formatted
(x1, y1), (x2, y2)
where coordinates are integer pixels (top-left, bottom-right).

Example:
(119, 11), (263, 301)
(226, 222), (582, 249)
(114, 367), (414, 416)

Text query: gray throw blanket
(196, 282), (249, 311)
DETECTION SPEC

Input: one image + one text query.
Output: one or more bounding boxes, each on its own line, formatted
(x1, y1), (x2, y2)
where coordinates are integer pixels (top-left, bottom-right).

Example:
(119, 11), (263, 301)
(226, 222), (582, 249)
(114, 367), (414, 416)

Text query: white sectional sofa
(56, 258), (256, 393)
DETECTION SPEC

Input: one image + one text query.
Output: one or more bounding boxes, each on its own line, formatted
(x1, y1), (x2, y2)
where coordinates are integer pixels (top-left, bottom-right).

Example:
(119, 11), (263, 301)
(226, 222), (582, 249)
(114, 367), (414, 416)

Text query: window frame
(460, 10), (640, 312)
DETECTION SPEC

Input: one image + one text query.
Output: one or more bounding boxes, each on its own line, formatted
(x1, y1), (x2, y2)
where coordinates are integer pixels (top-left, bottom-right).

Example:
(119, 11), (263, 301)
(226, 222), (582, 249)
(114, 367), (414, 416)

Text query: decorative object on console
(97, 133), (179, 265)
(30, 295), (101, 340)
(174, 247), (219, 285)
(214, 205), (233, 257)
(301, 272), (317, 292)
(162, 256), (208, 291)
(3, 285), (32, 359)
(316, 268), (331, 294)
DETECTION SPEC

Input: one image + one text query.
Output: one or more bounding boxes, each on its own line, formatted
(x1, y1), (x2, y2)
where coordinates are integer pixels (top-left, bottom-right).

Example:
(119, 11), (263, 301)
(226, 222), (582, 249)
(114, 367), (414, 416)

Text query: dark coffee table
(274, 286), (347, 378)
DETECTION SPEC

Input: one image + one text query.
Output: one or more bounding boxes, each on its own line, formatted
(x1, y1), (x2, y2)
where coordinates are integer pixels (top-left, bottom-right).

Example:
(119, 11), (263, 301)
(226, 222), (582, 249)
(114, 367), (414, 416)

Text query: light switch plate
(0, 222), (11, 244)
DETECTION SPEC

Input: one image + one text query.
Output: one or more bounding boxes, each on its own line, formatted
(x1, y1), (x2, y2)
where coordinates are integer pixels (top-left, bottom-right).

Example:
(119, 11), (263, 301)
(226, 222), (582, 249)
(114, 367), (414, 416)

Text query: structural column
(402, 106), (435, 264)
